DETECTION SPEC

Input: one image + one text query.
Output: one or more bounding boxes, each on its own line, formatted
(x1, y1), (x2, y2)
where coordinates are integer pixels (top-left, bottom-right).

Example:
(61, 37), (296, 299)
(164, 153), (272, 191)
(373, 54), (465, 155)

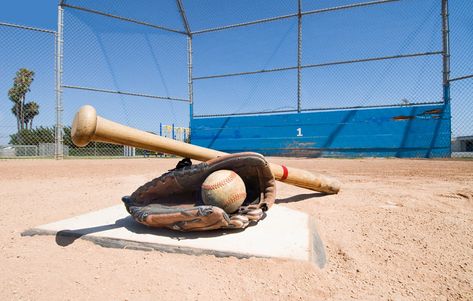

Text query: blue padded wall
(191, 103), (451, 158)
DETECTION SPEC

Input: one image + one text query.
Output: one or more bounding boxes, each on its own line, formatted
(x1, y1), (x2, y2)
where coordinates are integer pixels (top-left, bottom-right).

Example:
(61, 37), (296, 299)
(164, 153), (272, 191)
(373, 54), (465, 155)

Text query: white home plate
(23, 205), (325, 266)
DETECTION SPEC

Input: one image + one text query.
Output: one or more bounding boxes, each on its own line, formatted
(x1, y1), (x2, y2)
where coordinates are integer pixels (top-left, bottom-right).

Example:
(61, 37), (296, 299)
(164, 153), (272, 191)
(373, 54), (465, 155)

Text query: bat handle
(269, 163), (341, 194)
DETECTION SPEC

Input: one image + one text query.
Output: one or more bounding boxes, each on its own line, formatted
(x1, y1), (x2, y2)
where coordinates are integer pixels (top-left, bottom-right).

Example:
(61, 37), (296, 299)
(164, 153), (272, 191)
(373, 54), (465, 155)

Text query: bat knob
(72, 105), (97, 147)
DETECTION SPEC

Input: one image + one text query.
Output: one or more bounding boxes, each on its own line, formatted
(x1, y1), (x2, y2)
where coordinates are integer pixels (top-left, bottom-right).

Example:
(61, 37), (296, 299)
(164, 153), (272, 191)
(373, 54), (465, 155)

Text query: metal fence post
(187, 35), (194, 132)
(441, 0), (450, 103)
(297, 0), (303, 113)
(55, 5), (65, 159)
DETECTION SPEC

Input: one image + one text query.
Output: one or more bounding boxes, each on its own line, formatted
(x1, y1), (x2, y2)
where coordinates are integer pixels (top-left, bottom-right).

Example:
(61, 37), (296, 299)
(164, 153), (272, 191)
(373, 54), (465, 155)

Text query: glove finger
(245, 208), (264, 221)
(237, 204), (258, 214)
(237, 205), (264, 222)
(228, 215), (250, 229)
(167, 207), (230, 231)
(226, 207), (264, 229)
(130, 204), (231, 231)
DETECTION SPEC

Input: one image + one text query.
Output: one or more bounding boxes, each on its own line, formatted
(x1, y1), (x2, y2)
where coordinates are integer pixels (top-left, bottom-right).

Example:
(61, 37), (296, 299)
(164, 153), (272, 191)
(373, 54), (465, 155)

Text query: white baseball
(201, 170), (247, 214)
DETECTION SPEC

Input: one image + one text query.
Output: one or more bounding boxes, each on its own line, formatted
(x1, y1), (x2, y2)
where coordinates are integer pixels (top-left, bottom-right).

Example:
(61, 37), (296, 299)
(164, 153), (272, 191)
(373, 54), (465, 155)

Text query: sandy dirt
(0, 157), (472, 300)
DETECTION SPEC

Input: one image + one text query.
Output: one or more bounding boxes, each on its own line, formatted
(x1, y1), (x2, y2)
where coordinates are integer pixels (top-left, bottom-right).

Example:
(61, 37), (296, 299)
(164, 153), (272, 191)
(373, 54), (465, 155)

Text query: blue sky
(1, 0), (472, 145)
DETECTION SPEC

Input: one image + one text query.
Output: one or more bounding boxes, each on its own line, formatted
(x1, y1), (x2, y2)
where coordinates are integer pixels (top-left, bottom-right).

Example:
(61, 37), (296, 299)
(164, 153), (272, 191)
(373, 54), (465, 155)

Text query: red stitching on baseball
(225, 192), (247, 206)
(202, 171), (237, 190)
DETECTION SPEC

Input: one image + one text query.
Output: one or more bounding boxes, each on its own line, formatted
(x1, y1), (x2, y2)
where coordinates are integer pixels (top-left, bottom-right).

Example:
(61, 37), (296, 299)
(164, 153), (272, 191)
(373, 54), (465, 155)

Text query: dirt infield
(1, 157), (472, 300)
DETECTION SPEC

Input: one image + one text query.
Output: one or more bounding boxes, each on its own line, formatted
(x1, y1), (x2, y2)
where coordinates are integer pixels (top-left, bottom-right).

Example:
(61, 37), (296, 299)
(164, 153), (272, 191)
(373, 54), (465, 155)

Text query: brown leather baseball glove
(122, 152), (276, 231)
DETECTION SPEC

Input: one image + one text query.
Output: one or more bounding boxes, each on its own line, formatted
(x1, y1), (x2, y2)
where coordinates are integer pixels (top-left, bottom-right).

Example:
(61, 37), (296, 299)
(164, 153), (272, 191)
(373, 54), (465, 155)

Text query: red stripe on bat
(281, 165), (289, 181)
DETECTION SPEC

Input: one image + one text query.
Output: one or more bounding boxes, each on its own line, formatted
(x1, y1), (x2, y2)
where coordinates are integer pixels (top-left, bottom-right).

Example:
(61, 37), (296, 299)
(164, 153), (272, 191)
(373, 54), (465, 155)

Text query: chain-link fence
(0, 22), (57, 157)
(0, 0), (190, 158)
(1, 0), (472, 158)
(191, 0), (445, 116)
(59, 0), (190, 158)
(449, 1), (473, 157)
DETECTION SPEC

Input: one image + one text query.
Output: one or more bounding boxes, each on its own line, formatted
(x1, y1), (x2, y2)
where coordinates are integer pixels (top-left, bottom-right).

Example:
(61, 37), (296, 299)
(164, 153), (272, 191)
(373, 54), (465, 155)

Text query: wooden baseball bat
(72, 105), (341, 194)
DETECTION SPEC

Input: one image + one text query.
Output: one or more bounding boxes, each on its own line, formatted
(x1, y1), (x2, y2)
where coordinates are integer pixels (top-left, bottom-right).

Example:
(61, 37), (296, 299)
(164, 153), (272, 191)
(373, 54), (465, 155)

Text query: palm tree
(8, 68), (35, 131)
(24, 101), (40, 129)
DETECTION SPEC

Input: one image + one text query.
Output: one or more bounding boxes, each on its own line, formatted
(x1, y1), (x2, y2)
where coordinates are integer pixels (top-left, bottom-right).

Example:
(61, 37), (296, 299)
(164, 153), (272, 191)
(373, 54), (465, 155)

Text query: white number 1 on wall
(297, 128), (303, 137)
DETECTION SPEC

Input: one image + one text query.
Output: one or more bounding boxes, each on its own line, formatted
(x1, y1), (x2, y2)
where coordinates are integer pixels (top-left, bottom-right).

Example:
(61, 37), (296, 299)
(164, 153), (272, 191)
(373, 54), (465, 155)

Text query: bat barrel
(71, 105), (98, 147)
(72, 105), (341, 194)
(72, 105), (226, 161)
